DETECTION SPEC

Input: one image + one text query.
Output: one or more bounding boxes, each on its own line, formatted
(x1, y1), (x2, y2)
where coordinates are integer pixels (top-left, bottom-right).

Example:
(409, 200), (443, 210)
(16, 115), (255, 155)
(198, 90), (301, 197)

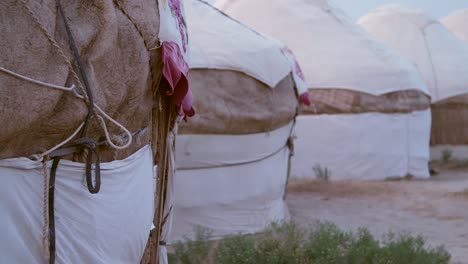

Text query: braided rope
(19, 0), (86, 99)
(0, 66), (76, 92)
(17, 0), (133, 155)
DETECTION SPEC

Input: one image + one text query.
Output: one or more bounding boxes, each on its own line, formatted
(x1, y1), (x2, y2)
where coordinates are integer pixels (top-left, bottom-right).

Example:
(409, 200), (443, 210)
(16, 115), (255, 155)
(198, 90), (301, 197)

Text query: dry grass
(450, 188), (468, 199)
(287, 179), (407, 198)
(430, 159), (468, 171)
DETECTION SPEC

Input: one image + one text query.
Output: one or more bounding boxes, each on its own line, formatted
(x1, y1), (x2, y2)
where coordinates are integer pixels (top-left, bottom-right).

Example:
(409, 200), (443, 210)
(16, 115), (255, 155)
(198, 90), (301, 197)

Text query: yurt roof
(358, 5), (468, 102)
(441, 9), (468, 42)
(185, 0), (299, 89)
(216, 0), (428, 96)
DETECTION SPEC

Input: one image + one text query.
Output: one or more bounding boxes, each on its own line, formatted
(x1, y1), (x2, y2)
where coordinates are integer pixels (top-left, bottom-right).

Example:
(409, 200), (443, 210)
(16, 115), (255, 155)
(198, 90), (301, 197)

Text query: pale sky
(330, 0), (468, 20)
(207, 0), (468, 21)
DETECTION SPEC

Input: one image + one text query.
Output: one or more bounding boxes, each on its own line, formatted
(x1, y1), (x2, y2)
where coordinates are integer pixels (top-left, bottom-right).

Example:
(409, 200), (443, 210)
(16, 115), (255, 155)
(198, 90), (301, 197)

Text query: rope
(0, 64), (133, 154)
(55, 0), (94, 137)
(19, 0), (87, 98)
(177, 123), (296, 171)
(6, 5), (133, 157)
(12, 2), (163, 264)
(283, 82), (300, 200)
(177, 144), (289, 171)
(95, 108), (133, 150)
(30, 122), (85, 162)
(12, 2), (136, 263)
(0, 66), (75, 92)
(12, 0), (135, 160)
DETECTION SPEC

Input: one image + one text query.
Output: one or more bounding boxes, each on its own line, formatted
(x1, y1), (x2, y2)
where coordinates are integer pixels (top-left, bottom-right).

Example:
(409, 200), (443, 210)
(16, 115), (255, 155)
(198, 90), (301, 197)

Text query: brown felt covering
(300, 88), (430, 114)
(0, 0), (164, 161)
(430, 93), (468, 145)
(179, 69), (298, 135)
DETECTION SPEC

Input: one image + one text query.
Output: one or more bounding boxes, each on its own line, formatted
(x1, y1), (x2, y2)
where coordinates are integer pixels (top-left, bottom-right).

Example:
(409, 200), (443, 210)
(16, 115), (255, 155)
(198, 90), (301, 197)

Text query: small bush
(454, 158), (468, 169)
(441, 149), (453, 163)
(313, 164), (331, 181)
(216, 234), (257, 264)
(169, 222), (451, 264)
(168, 226), (213, 264)
(375, 232), (451, 264)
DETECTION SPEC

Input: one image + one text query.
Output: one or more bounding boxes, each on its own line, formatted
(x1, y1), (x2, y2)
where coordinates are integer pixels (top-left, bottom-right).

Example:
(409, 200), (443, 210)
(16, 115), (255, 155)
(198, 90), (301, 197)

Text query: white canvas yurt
(358, 6), (468, 160)
(170, 0), (309, 241)
(0, 1), (192, 263)
(217, 0), (432, 180)
(441, 9), (468, 42)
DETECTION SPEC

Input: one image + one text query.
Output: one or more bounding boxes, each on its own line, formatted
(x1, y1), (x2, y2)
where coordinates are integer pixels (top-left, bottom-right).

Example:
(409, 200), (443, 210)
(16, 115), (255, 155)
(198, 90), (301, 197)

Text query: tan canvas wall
(431, 93), (468, 145)
(0, 0), (164, 161)
(300, 88), (430, 115)
(179, 69), (298, 135)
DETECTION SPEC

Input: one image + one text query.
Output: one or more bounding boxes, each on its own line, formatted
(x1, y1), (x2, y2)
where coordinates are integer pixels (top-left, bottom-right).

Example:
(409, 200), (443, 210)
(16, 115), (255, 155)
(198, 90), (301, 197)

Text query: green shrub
(441, 149), (453, 163)
(375, 232), (451, 264)
(168, 222), (451, 264)
(168, 226), (213, 264)
(216, 234), (257, 264)
(313, 164), (331, 181)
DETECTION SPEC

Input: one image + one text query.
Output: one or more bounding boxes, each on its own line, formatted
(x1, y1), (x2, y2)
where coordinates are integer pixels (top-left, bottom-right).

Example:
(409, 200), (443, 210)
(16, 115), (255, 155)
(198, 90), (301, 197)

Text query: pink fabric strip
(299, 92), (311, 106)
(161, 41), (195, 117)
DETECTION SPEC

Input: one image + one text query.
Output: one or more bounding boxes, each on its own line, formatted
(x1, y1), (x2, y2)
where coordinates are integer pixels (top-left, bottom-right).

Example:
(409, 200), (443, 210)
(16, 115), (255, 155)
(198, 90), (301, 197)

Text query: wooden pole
(141, 94), (174, 264)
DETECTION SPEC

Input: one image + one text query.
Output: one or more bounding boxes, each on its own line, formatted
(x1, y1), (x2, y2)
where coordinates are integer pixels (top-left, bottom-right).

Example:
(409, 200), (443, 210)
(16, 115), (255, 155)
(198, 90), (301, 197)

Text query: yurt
(0, 1), (192, 263)
(217, 0), (432, 180)
(170, 0), (309, 241)
(441, 9), (468, 42)
(358, 6), (468, 160)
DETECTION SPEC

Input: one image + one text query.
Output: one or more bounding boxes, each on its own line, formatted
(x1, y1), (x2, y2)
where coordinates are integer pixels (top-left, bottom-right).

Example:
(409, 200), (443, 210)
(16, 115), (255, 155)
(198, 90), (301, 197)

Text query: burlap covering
(300, 88), (430, 114)
(0, 0), (164, 161)
(431, 93), (468, 145)
(178, 69), (298, 135)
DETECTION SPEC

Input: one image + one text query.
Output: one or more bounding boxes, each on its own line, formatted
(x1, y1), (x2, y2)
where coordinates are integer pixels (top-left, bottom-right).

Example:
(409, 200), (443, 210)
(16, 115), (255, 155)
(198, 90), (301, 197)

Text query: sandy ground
(286, 168), (468, 264)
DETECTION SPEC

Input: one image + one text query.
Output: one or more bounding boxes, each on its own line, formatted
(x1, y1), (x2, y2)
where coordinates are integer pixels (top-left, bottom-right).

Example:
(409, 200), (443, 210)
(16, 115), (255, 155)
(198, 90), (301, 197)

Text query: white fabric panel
(176, 122), (293, 170)
(171, 148), (290, 242)
(408, 109), (431, 178)
(441, 9), (468, 42)
(159, 0), (189, 61)
(185, 0), (292, 88)
(217, 0), (429, 96)
(0, 145), (154, 264)
(171, 123), (293, 241)
(291, 113), (430, 180)
(358, 6), (468, 102)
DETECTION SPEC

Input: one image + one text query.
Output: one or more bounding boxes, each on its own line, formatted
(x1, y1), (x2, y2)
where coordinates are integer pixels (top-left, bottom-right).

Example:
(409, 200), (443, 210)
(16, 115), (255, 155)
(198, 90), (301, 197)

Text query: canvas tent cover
(218, 0), (432, 179)
(172, 123), (293, 241)
(187, 0), (307, 93)
(171, 0), (302, 241)
(217, 0), (429, 97)
(441, 9), (468, 42)
(358, 5), (468, 146)
(358, 5), (468, 102)
(180, 0), (306, 135)
(0, 0), (190, 263)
